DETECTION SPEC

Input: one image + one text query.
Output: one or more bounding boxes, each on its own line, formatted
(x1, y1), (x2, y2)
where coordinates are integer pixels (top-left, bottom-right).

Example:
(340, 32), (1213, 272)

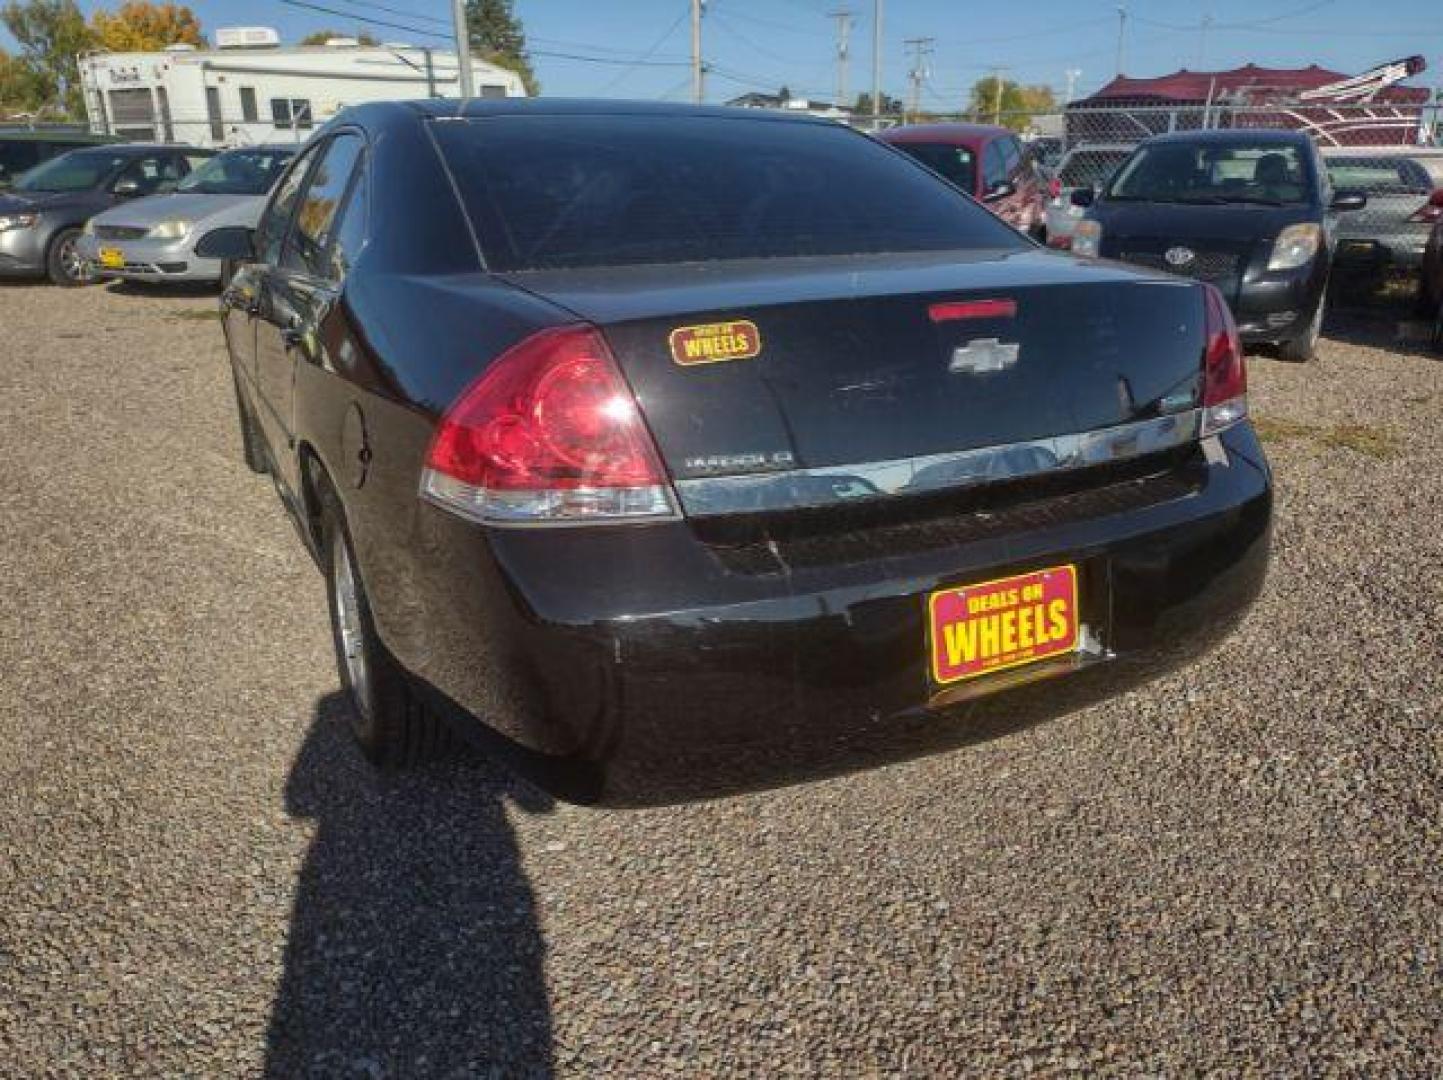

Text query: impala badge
(1165, 246), (1196, 268)
(948, 337), (1019, 375)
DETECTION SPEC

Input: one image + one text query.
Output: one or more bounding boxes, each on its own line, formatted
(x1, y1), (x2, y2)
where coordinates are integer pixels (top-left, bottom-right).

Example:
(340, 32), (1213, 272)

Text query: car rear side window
(432, 115), (1025, 272)
(283, 133), (364, 279)
(256, 144), (322, 265)
(893, 143), (977, 195)
(1324, 157), (1433, 195)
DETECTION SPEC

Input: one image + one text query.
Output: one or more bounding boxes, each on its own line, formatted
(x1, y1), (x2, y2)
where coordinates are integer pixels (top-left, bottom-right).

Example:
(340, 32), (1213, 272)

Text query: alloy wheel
(331, 532), (372, 723)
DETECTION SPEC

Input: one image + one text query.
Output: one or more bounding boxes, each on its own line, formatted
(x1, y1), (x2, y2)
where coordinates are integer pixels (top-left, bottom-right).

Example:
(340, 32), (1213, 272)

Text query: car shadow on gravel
(265, 693), (556, 1077)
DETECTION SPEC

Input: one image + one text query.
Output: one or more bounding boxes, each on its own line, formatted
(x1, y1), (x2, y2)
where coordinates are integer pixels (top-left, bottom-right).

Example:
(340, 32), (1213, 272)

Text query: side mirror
(1070, 187), (1096, 208)
(112, 177), (142, 197)
(195, 225), (257, 262)
(1330, 189), (1367, 212)
(982, 179), (1017, 203)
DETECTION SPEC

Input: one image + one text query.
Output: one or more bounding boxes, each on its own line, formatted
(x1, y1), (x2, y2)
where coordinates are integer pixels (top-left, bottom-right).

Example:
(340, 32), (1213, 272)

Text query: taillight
(420, 325), (679, 525)
(1200, 284), (1247, 436)
(1048, 177), (1061, 199)
(1408, 190), (1443, 224)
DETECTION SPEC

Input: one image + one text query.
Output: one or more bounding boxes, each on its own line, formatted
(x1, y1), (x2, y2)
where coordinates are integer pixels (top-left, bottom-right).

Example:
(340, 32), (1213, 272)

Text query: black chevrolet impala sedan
(217, 100), (1271, 804)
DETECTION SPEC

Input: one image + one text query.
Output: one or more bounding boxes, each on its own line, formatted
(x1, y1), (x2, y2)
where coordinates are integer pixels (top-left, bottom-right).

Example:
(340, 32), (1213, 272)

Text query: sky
(4, 0), (1441, 105)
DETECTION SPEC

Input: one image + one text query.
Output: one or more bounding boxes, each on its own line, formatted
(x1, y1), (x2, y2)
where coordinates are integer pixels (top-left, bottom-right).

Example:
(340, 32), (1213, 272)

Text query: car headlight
(1073, 219), (1102, 258)
(1268, 223), (1322, 272)
(0, 213), (38, 232)
(147, 220), (192, 240)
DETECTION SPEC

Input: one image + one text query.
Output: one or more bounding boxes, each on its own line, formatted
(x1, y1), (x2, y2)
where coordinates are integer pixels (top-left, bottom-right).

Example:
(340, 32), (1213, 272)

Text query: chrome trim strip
(673, 408), (1205, 517)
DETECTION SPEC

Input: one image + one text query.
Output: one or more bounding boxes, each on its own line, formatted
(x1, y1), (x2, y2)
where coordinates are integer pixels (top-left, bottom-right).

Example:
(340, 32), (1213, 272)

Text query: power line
(320, 0), (451, 29)
(277, 0), (450, 42)
(593, 6), (692, 95)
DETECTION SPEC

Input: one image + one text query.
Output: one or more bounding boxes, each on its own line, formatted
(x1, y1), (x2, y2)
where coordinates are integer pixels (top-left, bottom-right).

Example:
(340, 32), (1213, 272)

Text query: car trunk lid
(501, 251), (1207, 511)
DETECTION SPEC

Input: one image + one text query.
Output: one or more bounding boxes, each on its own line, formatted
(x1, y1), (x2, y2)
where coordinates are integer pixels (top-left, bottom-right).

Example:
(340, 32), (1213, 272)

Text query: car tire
(319, 479), (449, 769)
(45, 228), (94, 287)
(1278, 294), (1325, 363)
(231, 372), (269, 475)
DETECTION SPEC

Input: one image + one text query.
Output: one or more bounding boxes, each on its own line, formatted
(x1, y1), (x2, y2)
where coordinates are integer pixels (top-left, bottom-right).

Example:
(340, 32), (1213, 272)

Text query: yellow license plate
(98, 247), (125, 269)
(929, 565), (1079, 686)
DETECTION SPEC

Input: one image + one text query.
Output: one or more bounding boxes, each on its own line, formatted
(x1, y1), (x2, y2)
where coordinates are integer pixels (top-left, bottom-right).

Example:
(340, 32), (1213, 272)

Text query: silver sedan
(77, 146), (295, 285)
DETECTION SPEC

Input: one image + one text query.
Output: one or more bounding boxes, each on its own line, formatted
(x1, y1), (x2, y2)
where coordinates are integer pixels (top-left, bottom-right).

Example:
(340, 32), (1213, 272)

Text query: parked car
(1321, 150), (1440, 272)
(1420, 195), (1443, 350)
(77, 146), (296, 287)
(214, 100), (1270, 804)
(0, 128), (124, 190)
(0, 143), (214, 285)
(1042, 144), (1133, 249)
(879, 122), (1046, 236)
(1072, 129), (1365, 361)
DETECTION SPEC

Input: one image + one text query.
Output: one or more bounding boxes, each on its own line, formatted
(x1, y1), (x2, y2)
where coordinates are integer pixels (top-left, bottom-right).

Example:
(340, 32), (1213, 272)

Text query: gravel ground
(1, 281), (1441, 1077)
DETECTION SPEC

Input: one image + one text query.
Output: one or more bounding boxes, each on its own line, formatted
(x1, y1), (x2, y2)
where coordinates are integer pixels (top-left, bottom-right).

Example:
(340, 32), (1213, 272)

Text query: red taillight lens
(1048, 177), (1061, 199)
(421, 325), (678, 524)
(1200, 284), (1247, 435)
(1408, 190), (1443, 224)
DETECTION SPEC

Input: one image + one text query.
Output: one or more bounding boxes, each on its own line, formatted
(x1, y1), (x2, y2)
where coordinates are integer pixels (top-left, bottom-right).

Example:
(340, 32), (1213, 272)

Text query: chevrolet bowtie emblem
(948, 337), (1019, 374)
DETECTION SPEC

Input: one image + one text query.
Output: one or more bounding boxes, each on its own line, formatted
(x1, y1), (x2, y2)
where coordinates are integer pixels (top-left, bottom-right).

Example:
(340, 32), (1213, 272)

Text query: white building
(77, 28), (527, 148)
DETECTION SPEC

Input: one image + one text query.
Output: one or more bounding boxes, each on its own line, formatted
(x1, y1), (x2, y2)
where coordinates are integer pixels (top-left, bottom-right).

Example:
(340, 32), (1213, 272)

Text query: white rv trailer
(77, 30), (526, 148)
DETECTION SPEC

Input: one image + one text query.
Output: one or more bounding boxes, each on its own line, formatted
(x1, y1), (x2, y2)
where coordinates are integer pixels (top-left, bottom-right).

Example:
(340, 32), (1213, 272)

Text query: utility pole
(904, 36), (934, 124)
(691, 0), (704, 104)
(871, 0), (883, 124)
(989, 65), (1009, 125)
(1198, 12), (1214, 68)
(828, 9), (853, 108)
(1064, 67), (1081, 104)
(449, 0), (474, 98)
(1114, 4), (1128, 77)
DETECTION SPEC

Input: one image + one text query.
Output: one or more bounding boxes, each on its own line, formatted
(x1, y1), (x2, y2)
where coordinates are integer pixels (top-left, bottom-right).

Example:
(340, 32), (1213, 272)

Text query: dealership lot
(1, 283), (1440, 1074)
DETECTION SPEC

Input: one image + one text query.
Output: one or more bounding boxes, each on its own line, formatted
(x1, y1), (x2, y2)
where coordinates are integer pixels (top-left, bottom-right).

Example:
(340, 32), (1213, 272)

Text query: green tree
(298, 29), (379, 46)
(853, 91), (904, 116)
(1, 0), (94, 117)
(967, 77), (1056, 131)
(0, 46), (47, 114)
(463, 0), (537, 95)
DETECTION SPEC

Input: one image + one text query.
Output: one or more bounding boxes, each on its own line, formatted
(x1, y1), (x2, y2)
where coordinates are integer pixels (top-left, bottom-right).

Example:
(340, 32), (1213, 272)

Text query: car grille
(93, 225), (149, 241)
(1118, 250), (1242, 283)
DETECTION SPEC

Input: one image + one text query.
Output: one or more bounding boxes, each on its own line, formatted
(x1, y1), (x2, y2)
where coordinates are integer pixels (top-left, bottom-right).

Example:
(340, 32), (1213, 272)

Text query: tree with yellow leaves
(91, 1), (204, 52)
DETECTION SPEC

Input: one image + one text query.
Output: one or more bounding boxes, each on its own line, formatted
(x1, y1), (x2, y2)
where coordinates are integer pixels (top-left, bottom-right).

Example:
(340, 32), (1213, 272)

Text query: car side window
(255, 143), (322, 266)
(113, 153), (184, 195)
(281, 133), (364, 280)
(982, 142), (1006, 191)
(1002, 138), (1022, 179)
(327, 154), (369, 283)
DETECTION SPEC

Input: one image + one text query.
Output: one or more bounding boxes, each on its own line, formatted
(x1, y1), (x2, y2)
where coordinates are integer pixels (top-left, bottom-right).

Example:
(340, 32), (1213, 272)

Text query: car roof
(876, 122), (1014, 147)
(0, 130), (123, 143)
(395, 97), (838, 126)
(1140, 128), (1312, 148)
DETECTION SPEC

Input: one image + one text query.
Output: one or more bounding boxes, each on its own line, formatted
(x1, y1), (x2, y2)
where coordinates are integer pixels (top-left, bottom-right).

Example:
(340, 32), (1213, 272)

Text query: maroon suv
(879, 123), (1045, 236)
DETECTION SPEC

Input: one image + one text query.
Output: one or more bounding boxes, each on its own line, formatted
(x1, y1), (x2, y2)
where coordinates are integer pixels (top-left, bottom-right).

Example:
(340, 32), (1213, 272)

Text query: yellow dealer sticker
(668, 320), (761, 366)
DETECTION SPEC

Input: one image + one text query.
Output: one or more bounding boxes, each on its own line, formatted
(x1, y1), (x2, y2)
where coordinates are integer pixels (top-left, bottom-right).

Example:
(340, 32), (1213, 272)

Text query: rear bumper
(384, 423), (1272, 805)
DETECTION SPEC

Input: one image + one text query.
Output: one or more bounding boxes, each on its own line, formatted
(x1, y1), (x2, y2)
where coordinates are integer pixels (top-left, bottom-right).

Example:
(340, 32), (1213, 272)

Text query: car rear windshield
(14, 149), (129, 193)
(177, 148), (295, 195)
(431, 115), (1024, 271)
(889, 143), (978, 195)
(1107, 142), (1312, 206)
(1058, 150), (1131, 189)
(1323, 157), (1432, 195)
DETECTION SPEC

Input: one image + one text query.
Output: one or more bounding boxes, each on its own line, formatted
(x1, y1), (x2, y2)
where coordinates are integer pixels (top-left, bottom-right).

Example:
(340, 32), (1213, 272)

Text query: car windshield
(433, 115), (1023, 271)
(890, 143), (978, 195)
(14, 149), (130, 193)
(1107, 142), (1311, 206)
(177, 148), (295, 195)
(1323, 157), (1432, 195)
(1058, 150), (1131, 189)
